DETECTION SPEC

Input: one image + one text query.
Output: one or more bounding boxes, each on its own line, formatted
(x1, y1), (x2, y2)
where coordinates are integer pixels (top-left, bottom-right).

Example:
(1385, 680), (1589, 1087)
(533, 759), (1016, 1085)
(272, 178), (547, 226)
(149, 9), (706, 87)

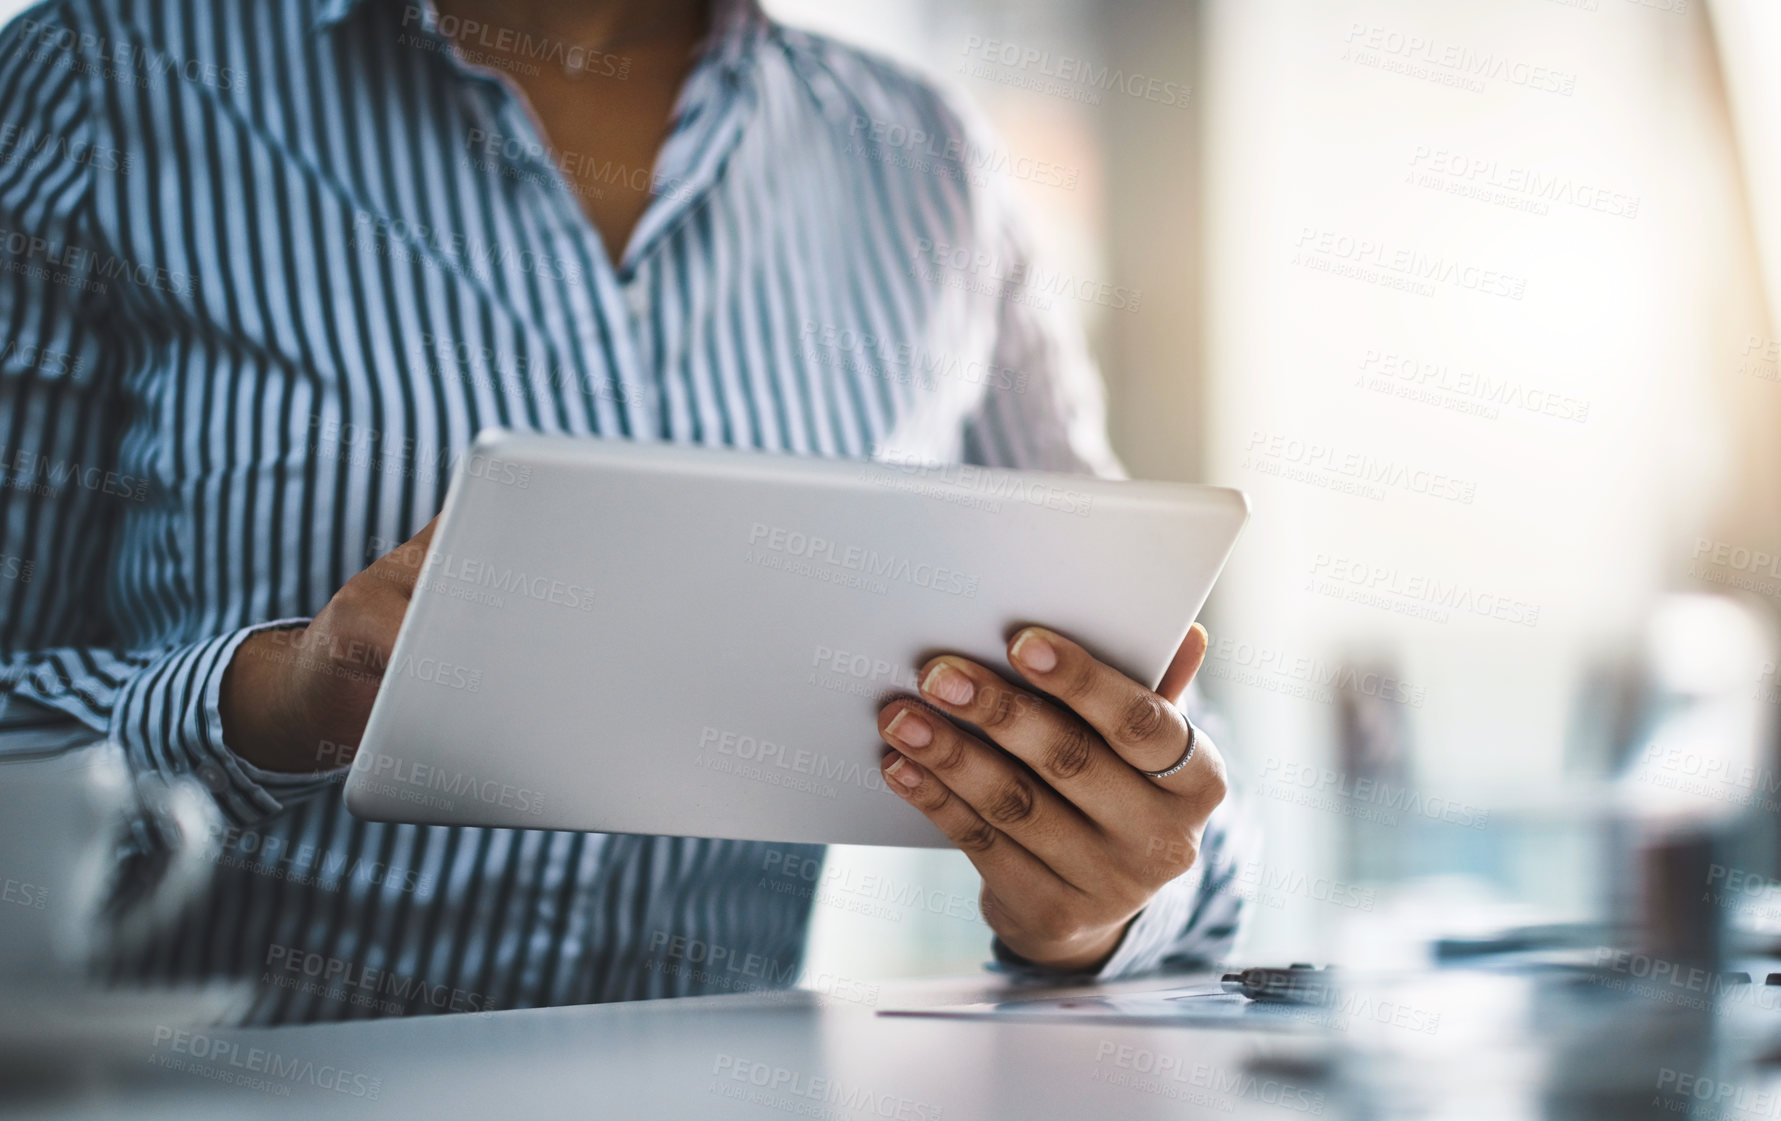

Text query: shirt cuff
(108, 618), (346, 826)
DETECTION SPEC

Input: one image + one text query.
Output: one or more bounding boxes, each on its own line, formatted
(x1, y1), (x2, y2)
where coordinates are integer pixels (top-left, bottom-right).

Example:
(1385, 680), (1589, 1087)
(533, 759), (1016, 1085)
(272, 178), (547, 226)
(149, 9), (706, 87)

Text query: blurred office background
(765, 0), (1781, 982)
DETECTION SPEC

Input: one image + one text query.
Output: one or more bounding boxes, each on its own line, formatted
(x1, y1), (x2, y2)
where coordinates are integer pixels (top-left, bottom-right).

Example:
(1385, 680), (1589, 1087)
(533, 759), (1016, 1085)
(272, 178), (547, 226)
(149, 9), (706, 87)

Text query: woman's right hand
(219, 517), (439, 774)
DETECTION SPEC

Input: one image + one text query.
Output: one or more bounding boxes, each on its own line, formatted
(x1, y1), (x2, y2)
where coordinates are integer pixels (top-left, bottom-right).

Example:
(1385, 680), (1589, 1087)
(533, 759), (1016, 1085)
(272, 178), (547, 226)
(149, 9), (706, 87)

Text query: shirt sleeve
(957, 177), (1124, 480)
(956, 127), (1249, 980)
(0, 4), (334, 826)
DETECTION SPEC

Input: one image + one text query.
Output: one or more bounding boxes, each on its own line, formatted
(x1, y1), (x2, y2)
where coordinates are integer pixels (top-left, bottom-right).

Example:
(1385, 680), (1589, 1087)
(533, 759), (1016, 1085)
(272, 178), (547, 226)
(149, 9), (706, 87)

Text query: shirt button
(625, 284), (649, 319)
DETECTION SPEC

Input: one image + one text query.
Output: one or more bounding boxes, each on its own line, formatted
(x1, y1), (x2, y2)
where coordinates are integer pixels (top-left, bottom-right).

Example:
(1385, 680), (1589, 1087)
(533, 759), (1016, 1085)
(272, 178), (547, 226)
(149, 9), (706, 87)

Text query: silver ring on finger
(1139, 722), (1197, 781)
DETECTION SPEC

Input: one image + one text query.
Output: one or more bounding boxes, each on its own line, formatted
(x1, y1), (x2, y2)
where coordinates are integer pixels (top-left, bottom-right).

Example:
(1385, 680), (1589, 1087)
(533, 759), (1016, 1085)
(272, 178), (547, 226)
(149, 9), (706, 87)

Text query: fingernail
(1011, 629), (1057, 673)
(883, 753), (923, 788)
(884, 709), (932, 748)
(922, 662), (975, 706)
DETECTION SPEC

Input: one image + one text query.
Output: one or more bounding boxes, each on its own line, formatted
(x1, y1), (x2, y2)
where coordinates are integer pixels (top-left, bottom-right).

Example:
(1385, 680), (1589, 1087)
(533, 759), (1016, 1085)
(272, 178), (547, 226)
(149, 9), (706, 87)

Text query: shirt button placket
(618, 273), (660, 433)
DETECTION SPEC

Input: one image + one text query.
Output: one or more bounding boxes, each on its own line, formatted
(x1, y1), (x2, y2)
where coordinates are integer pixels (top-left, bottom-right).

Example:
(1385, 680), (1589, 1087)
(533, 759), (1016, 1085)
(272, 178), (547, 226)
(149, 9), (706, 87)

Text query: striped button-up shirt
(0, 0), (1243, 1023)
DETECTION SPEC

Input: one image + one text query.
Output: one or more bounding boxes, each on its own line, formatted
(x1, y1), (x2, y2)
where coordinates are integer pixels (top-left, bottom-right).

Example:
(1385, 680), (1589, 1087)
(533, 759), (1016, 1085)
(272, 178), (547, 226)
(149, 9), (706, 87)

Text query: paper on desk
(878, 982), (1329, 1033)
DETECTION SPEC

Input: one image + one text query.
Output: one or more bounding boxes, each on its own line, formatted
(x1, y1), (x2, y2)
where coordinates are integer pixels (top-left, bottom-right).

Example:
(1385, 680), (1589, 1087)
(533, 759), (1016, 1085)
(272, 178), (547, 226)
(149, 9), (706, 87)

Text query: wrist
(220, 627), (314, 773)
(1006, 921), (1129, 974)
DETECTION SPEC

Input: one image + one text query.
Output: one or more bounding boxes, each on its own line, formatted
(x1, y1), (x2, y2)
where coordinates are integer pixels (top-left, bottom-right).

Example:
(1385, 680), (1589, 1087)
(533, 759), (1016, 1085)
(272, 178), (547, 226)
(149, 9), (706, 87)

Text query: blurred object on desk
(1335, 652), (1412, 886)
(1612, 594), (1778, 968)
(1615, 594), (1776, 827)
(1310, 593), (1776, 978)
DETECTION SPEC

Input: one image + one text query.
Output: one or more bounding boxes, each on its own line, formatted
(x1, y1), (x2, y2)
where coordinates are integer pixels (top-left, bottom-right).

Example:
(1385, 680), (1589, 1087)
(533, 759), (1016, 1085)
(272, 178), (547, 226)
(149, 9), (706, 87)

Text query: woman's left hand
(877, 623), (1226, 971)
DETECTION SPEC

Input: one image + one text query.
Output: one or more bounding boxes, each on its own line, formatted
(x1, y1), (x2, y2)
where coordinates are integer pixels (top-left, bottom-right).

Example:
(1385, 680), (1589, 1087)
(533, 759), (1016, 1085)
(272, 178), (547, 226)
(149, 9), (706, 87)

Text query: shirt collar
(701, 0), (770, 76)
(311, 0), (773, 72)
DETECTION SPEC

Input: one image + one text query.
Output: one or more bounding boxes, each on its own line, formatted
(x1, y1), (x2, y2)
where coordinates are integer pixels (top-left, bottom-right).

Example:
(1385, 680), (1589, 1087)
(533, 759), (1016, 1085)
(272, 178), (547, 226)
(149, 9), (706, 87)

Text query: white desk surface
(7, 972), (1342, 1121)
(4, 965), (1767, 1121)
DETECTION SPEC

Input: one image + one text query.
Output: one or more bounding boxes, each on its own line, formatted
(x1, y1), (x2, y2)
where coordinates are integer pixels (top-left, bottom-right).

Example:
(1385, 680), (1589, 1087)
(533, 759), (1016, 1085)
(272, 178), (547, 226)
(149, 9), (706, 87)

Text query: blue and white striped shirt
(0, 0), (1243, 1023)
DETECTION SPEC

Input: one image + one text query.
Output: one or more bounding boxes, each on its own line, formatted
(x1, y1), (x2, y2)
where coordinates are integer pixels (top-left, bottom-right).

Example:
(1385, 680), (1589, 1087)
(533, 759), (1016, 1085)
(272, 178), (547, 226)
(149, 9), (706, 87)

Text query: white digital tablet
(343, 431), (1248, 847)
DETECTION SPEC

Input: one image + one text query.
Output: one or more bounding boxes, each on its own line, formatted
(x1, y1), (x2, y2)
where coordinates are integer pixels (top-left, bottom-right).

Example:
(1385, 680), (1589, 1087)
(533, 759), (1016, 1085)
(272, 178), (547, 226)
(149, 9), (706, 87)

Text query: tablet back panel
(344, 432), (1248, 847)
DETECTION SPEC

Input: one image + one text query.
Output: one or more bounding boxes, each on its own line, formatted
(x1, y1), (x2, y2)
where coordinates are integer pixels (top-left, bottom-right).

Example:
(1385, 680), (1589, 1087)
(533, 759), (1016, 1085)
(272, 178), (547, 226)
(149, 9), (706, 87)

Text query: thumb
(370, 514), (442, 599)
(1157, 622), (1209, 705)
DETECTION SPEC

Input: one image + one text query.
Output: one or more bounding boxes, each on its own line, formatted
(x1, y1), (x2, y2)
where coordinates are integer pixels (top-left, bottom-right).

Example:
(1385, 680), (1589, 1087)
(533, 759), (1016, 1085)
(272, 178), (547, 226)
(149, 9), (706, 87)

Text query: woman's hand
(876, 623), (1225, 972)
(219, 518), (440, 774)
